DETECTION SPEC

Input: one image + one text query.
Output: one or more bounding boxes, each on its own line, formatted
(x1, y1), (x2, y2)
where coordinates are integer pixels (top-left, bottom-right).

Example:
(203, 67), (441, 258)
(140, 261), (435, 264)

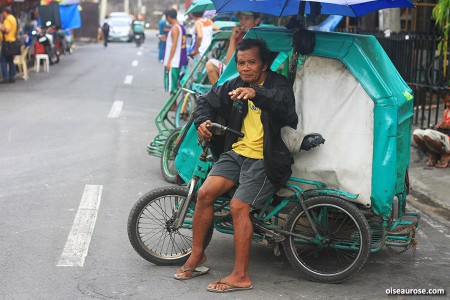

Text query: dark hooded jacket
(194, 70), (298, 188)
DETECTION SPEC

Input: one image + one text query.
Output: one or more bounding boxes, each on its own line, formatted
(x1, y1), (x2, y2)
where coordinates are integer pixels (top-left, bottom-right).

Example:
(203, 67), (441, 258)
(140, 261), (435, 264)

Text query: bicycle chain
(385, 224), (418, 259)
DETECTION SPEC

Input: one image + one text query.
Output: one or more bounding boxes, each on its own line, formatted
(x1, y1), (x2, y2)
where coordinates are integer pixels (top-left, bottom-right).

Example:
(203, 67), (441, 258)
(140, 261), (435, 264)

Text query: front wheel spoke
(154, 198), (172, 221)
(141, 227), (166, 246)
(176, 231), (193, 249)
(143, 206), (167, 227)
(168, 231), (185, 255)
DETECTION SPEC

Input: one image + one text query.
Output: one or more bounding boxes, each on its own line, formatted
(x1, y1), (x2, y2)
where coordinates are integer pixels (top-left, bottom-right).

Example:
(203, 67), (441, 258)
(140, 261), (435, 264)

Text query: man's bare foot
(207, 274), (252, 292)
(174, 254), (207, 279)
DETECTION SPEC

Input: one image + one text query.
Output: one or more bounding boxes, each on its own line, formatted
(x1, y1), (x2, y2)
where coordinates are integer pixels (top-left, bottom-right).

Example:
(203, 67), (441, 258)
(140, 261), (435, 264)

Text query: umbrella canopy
(211, 0), (414, 18)
(186, 0), (216, 15)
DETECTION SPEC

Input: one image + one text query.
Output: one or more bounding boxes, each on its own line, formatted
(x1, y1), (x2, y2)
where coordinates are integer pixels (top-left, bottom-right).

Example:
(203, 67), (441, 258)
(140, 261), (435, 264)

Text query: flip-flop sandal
(426, 159), (436, 167)
(206, 281), (253, 293)
(435, 160), (450, 168)
(173, 265), (210, 280)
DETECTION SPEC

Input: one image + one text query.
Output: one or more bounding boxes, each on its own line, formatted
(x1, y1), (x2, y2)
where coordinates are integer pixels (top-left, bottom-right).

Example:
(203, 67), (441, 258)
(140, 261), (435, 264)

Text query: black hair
(164, 8), (177, 20)
(234, 38), (271, 67)
(191, 11), (204, 18)
(2, 7), (12, 14)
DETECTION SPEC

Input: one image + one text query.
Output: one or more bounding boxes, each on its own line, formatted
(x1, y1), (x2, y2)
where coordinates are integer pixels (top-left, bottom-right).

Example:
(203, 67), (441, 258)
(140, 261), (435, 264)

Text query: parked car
(108, 18), (132, 42)
(109, 12), (132, 23)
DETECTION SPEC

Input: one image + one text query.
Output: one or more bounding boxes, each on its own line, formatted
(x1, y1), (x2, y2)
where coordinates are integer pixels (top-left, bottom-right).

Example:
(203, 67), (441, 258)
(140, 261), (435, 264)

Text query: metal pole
(99, 0), (107, 25)
(124, 0), (129, 14)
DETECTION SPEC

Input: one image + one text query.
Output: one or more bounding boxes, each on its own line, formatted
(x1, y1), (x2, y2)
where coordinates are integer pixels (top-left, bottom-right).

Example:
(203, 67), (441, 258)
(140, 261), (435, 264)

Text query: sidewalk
(408, 143), (450, 222)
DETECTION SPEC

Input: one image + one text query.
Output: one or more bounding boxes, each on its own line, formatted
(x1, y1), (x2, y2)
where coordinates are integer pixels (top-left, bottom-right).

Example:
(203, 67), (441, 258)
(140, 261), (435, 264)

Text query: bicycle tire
(127, 186), (213, 265)
(160, 127), (182, 183)
(175, 93), (196, 128)
(282, 196), (371, 283)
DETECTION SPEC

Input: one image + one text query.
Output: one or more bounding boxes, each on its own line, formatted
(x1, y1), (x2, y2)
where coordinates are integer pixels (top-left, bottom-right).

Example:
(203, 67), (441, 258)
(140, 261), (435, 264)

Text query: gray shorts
(209, 150), (276, 208)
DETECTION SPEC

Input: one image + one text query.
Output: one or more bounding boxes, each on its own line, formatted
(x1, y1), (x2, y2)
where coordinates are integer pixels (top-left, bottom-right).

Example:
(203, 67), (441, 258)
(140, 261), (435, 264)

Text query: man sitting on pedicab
(205, 11), (261, 85)
(174, 38), (298, 293)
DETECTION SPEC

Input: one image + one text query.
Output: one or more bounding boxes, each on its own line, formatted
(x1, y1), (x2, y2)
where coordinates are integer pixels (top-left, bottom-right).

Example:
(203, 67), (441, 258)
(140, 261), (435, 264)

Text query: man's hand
(198, 120), (213, 141)
(229, 87), (256, 101)
(231, 25), (242, 40)
(165, 61), (171, 72)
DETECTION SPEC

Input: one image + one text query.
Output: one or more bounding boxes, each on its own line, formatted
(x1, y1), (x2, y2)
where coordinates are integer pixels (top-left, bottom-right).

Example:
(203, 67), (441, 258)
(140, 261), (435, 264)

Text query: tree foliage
(432, 0), (450, 38)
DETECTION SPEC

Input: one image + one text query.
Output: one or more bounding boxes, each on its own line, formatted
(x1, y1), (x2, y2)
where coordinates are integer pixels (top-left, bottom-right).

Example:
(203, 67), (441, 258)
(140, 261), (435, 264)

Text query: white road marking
(137, 51), (142, 56)
(132, 60), (138, 67)
(420, 213), (450, 240)
(124, 75), (133, 84)
(108, 101), (123, 118)
(57, 185), (103, 267)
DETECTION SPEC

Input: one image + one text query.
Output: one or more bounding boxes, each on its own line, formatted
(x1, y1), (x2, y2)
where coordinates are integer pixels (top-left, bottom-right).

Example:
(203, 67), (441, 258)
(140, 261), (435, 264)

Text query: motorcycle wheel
(127, 186), (214, 265)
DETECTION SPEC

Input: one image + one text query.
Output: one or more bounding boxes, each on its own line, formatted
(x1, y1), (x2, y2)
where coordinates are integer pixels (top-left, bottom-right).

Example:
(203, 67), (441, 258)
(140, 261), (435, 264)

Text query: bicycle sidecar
(176, 27), (418, 251)
(147, 30), (233, 158)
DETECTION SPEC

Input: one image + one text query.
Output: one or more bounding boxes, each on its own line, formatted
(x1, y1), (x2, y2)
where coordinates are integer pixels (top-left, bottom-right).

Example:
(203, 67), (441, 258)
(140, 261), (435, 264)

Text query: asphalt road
(0, 32), (449, 299)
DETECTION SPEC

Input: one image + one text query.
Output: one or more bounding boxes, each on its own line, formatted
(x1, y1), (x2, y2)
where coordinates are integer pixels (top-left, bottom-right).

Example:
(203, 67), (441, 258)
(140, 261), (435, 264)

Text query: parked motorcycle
(32, 21), (60, 65)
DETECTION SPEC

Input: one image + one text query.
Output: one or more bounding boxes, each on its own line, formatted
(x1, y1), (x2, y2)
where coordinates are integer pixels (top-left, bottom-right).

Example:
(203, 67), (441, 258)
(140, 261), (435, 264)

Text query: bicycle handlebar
(207, 123), (244, 138)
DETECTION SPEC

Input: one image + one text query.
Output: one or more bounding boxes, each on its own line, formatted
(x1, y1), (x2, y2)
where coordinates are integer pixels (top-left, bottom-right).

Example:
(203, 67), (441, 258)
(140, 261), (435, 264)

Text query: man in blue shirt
(158, 15), (169, 62)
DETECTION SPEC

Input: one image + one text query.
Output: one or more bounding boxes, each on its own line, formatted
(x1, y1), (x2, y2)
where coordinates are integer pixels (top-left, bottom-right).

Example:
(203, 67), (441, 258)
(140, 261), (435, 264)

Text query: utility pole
(124, 0), (129, 14)
(99, 0), (107, 25)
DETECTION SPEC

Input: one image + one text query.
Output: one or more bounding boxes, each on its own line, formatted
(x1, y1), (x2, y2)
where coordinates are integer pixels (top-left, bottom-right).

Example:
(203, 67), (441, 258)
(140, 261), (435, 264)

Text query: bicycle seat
(300, 133), (326, 151)
(281, 126), (325, 156)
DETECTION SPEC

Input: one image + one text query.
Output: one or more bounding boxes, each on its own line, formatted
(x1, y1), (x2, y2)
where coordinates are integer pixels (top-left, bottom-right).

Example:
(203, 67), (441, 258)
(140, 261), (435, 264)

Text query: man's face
(236, 47), (267, 86)
(238, 15), (259, 33)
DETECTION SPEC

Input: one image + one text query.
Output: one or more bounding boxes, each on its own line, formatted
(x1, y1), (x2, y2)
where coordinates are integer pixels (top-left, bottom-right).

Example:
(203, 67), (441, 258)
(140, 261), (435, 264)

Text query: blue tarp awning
(59, 4), (81, 29)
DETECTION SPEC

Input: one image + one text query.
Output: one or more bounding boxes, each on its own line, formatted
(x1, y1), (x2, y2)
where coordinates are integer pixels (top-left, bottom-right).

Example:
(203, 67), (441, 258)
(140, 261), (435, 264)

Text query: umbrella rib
(278, 0), (291, 18)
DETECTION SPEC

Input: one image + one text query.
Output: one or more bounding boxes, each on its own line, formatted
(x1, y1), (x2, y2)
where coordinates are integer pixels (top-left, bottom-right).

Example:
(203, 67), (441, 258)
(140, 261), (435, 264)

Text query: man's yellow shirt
(232, 99), (264, 159)
(2, 15), (17, 42)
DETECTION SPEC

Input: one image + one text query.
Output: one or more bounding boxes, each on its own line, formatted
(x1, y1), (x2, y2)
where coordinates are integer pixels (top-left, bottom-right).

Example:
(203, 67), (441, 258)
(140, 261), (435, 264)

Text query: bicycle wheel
(175, 93), (196, 128)
(282, 196), (371, 283)
(127, 186), (213, 265)
(160, 127), (182, 183)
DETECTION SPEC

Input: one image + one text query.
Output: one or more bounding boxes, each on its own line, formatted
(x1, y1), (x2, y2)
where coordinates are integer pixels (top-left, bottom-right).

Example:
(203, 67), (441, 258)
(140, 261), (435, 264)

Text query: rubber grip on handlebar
(207, 123), (244, 138)
(225, 127), (244, 138)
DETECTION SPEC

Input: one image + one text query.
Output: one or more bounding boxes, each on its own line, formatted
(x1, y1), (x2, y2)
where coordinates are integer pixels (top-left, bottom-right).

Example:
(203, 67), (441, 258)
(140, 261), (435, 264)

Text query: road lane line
(57, 185), (103, 267)
(108, 101), (123, 118)
(124, 75), (133, 84)
(419, 213), (450, 240)
(137, 51), (142, 56)
(132, 60), (138, 67)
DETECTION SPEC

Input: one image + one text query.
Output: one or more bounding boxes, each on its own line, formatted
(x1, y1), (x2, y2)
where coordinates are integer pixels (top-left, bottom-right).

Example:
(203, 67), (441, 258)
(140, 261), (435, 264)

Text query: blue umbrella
(211, 0), (414, 18)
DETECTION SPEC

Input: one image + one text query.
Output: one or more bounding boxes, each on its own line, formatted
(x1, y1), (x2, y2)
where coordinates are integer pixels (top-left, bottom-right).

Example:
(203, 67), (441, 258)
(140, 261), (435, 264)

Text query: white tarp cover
(292, 56), (373, 207)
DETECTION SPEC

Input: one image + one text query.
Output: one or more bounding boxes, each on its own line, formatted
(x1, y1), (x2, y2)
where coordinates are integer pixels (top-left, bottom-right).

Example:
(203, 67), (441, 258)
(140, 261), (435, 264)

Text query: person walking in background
(189, 11), (214, 59)
(163, 8), (188, 95)
(0, 7), (18, 83)
(158, 15), (169, 62)
(101, 16), (110, 47)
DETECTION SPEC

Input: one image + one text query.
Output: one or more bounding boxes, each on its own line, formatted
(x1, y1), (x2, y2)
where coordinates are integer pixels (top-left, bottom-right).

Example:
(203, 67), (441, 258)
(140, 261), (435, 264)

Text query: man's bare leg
(175, 175), (234, 279)
(206, 61), (220, 85)
(207, 199), (253, 291)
